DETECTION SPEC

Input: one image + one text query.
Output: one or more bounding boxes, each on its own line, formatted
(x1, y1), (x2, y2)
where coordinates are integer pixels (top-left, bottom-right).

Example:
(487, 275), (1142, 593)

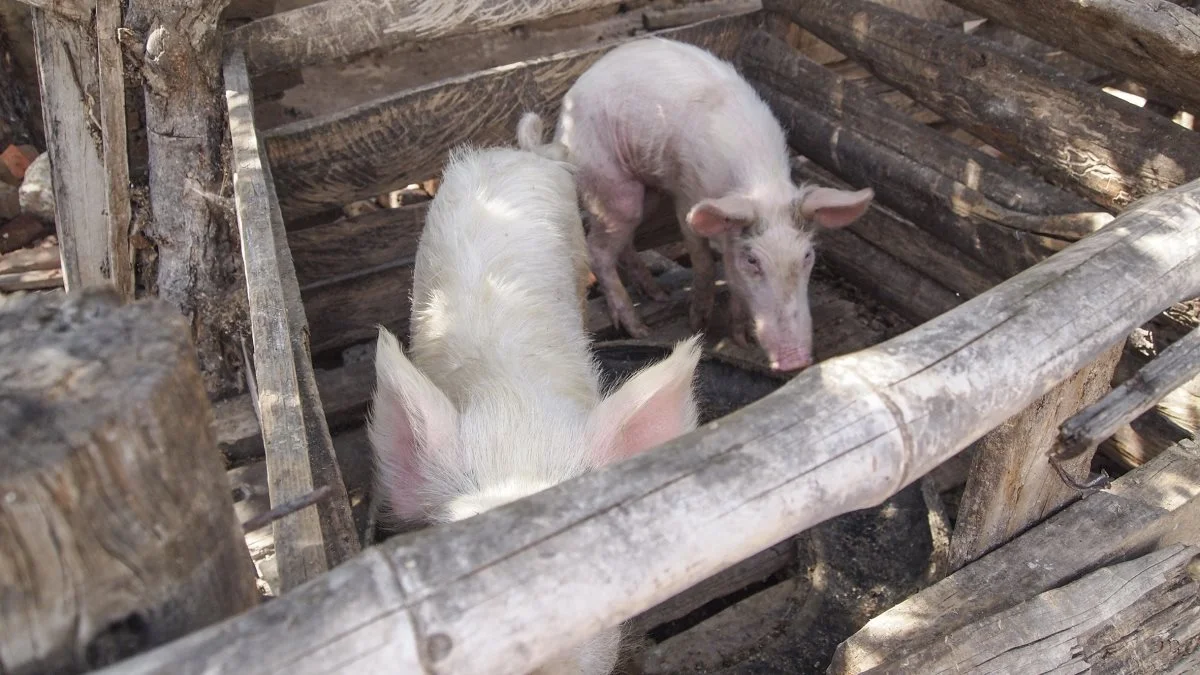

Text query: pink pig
(519, 37), (874, 372)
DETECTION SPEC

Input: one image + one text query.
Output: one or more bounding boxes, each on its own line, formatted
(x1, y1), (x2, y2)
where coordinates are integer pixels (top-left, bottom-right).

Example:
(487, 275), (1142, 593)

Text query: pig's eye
(744, 252), (762, 274)
(804, 249), (815, 264)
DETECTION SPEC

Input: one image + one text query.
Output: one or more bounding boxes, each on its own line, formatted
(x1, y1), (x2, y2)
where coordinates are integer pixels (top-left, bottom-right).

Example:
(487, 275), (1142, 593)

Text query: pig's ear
(367, 327), (457, 521)
(587, 336), (702, 466)
(686, 196), (756, 237)
(797, 187), (874, 229)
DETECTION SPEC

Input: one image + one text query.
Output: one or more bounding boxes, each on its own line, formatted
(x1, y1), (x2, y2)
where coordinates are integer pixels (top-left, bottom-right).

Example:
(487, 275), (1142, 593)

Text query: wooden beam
(1067, 326), (1200, 459)
(95, 0), (132, 301)
(264, 12), (760, 220)
(0, 289), (258, 673)
(940, 0), (1200, 113)
(31, 8), (110, 291)
(230, 0), (654, 77)
(861, 544), (1200, 673)
(948, 341), (1124, 569)
(829, 439), (1200, 674)
(768, 0), (1200, 211)
(96, 177), (1200, 675)
(14, 0), (93, 23)
(224, 49), (327, 591)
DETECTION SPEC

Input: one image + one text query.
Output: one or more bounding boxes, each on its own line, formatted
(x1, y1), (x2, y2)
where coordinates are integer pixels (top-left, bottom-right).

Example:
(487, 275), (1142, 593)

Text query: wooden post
(124, 0), (245, 399)
(768, 0), (1200, 211)
(948, 341), (1125, 569)
(0, 289), (258, 675)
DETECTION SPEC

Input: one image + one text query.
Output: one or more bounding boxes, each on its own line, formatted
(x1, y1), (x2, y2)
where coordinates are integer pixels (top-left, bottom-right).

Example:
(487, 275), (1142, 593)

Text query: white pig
(368, 145), (702, 675)
(518, 37), (875, 372)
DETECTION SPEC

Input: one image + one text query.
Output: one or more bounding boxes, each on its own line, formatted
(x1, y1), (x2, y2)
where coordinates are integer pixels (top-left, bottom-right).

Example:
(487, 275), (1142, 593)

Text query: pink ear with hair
(588, 336), (703, 466)
(686, 196), (756, 237)
(367, 328), (457, 522)
(799, 187), (874, 229)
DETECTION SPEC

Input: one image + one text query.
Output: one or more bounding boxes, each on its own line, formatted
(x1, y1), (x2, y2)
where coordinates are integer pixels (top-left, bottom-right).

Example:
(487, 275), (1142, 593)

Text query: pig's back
(562, 38), (789, 195)
(407, 147), (599, 407)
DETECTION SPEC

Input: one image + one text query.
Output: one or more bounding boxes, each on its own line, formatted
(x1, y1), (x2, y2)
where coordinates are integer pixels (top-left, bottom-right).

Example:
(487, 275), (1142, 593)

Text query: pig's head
(687, 185), (874, 372)
(368, 329), (702, 674)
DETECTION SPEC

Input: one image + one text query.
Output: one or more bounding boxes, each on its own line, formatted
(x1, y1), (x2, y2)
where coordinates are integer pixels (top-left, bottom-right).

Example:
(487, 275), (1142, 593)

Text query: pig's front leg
(583, 175), (652, 338)
(728, 291), (751, 349)
(681, 215), (716, 333)
(619, 244), (669, 302)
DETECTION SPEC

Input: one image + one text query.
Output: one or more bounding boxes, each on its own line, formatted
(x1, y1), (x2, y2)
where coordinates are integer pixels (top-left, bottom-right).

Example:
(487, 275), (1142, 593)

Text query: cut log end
(0, 288), (259, 673)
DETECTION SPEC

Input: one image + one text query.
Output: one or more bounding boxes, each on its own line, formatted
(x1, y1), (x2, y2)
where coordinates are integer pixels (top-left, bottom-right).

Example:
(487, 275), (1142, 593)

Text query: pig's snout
(768, 346), (812, 373)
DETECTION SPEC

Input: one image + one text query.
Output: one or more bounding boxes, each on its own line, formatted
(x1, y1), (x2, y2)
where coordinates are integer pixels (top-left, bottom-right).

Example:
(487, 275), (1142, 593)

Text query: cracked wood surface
(770, 0), (1200, 212)
(98, 173), (1200, 674)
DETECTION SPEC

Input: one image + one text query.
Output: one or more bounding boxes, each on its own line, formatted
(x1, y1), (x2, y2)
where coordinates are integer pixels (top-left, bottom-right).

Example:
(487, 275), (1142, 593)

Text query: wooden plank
(948, 341), (1124, 569)
(0, 267), (63, 291)
(863, 544), (1200, 674)
(770, 0), (1200, 211)
(0, 245), (59, 274)
(830, 438), (1200, 674)
(14, 0), (92, 22)
(941, 0), (1200, 113)
(97, 176), (1200, 675)
(94, 0), (133, 301)
(0, 289), (258, 673)
(231, 0), (645, 76)
(264, 12), (760, 220)
(224, 50), (327, 592)
(31, 8), (109, 291)
(1063, 326), (1200, 459)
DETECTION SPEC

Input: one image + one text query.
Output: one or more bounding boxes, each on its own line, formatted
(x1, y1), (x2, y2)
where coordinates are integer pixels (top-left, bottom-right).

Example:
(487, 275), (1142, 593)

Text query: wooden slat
(98, 176), (1200, 675)
(16, 0), (93, 22)
(1064, 325), (1200, 457)
(231, 0), (644, 76)
(0, 246), (60, 275)
(95, 0), (133, 301)
(941, 0), (1200, 113)
(32, 9), (110, 292)
(224, 50), (327, 591)
(769, 0), (1200, 211)
(264, 12), (760, 220)
(829, 438), (1200, 674)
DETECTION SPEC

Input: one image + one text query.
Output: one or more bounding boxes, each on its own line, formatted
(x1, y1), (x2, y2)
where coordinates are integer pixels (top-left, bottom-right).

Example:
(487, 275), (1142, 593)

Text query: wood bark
(0, 289), (258, 675)
(739, 32), (1094, 278)
(31, 9), (110, 290)
(941, 0), (1200, 113)
(125, 0), (246, 399)
(1063, 325), (1200, 459)
(948, 341), (1124, 570)
(830, 438), (1200, 674)
(96, 178), (1200, 675)
(230, 0), (639, 76)
(862, 544), (1200, 674)
(769, 0), (1200, 211)
(263, 13), (759, 220)
(226, 50), (360, 590)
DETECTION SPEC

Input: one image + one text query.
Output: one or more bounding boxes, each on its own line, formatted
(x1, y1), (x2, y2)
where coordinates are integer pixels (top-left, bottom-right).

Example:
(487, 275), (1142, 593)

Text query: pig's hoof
(731, 327), (751, 349)
(624, 319), (652, 339)
(689, 307), (711, 333)
(635, 278), (670, 303)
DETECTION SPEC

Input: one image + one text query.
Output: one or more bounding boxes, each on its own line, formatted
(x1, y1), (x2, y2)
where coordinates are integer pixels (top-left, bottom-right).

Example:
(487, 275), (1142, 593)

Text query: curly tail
(517, 112), (568, 162)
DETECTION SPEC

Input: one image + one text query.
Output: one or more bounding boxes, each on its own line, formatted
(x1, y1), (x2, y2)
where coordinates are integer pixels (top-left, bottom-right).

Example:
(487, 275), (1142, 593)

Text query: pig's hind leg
(580, 172), (652, 338)
(679, 206), (716, 334)
(619, 245), (670, 303)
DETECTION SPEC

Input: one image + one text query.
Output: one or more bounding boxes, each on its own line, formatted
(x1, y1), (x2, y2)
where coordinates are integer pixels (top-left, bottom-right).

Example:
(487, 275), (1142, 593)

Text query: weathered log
(226, 50), (360, 589)
(0, 266), (62, 291)
(264, 13), (759, 220)
(866, 544), (1200, 673)
(31, 9), (110, 290)
(794, 160), (1000, 302)
(1063, 325), (1200, 461)
(232, 0), (636, 76)
(0, 289), (258, 675)
(95, 0), (133, 300)
(769, 0), (1200, 211)
(756, 84), (1069, 279)
(96, 177), (1200, 675)
(126, 0), (246, 398)
(14, 0), (91, 22)
(829, 437), (1200, 674)
(948, 341), (1124, 569)
(0, 244), (59, 274)
(941, 0), (1200, 113)
(251, 0), (759, 129)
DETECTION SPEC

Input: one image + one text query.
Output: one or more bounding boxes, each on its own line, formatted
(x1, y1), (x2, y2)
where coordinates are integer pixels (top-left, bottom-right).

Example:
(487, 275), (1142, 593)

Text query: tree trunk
(125, 0), (246, 399)
(0, 289), (258, 675)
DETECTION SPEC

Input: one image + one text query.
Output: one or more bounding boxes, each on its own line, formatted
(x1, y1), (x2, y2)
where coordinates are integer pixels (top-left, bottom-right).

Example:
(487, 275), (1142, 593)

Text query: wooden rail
(98, 176), (1200, 674)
